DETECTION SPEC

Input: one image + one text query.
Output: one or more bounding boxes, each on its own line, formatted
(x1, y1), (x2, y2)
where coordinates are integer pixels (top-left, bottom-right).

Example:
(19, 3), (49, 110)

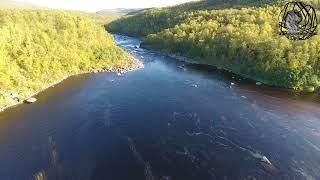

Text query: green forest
(0, 9), (138, 109)
(107, 0), (320, 92)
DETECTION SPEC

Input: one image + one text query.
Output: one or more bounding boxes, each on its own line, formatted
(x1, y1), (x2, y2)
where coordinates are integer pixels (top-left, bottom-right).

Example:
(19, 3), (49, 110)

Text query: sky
(13, 0), (194, 12)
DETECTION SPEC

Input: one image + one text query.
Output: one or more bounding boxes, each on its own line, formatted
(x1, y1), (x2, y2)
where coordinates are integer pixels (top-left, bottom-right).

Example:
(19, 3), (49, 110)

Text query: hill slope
(0, 0), (37, 9)
(0, 10), (139, 110)
(97, 8), (149, 16)
(107, 0), (320, 91)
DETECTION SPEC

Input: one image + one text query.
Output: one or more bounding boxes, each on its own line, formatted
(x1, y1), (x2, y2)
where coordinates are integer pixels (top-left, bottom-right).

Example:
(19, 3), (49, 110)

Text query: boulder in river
(261, 156), (272, 165)
(24, 97), (37, 104)
(140, 41), (151, 49)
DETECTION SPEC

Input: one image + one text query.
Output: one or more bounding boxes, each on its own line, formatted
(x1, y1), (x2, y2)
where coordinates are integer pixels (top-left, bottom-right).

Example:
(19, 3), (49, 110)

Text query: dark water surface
(1, 35), (320, 180)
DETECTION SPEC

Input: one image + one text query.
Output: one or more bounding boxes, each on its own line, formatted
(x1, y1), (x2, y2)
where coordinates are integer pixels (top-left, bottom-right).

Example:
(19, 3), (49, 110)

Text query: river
(0, 35), (320, 180)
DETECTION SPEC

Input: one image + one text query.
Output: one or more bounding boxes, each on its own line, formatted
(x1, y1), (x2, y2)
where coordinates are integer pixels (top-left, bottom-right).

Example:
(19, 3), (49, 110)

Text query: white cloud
(13, 0), (194, 12)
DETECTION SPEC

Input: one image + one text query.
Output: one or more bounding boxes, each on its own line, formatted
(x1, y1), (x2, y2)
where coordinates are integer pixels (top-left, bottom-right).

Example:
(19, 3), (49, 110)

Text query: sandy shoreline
(0, 57), (144, 113)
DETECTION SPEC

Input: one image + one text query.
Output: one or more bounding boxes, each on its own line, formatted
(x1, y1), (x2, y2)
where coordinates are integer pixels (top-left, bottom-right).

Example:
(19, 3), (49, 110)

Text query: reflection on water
(0, 35), (319, 179)
(33, 136), (62, 180)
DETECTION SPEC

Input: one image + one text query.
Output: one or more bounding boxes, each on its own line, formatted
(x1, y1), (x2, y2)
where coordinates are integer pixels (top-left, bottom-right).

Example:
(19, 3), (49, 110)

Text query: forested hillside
(0, 10), (138, 110)
(107, 0), (320, 91)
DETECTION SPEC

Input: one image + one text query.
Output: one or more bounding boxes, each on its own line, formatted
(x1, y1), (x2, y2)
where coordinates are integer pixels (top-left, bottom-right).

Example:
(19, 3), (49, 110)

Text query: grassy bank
(107, 0), (320, 92)
(0, 9), (140, 110)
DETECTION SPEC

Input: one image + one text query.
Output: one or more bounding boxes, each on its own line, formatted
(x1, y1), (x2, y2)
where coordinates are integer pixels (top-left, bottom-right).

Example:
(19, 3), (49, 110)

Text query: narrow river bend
(0, 35), (320, 180)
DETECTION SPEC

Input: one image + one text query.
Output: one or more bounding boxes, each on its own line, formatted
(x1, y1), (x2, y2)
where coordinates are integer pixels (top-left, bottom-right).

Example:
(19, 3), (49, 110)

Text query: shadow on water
(0, 35), (319, 180)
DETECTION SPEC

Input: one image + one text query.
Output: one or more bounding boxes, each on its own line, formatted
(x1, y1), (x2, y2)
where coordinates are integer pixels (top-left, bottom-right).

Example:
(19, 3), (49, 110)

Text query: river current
(0, 35), (320, 180)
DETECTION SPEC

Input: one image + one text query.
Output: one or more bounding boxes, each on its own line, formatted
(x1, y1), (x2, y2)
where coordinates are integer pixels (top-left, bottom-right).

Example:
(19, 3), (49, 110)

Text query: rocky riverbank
(0, 57), (144, 113)
(139, 41), (319, 93)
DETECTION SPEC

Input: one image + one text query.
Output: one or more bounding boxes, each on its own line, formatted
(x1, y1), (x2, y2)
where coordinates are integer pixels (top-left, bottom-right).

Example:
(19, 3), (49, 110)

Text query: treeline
(107, 0), (288, 37)
(107, 0), (320, 91)
(0, 10), (136, 107)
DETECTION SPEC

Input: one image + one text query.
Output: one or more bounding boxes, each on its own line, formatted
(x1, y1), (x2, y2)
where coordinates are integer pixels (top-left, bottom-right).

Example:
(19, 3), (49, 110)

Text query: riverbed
(0, 35), (320, 180)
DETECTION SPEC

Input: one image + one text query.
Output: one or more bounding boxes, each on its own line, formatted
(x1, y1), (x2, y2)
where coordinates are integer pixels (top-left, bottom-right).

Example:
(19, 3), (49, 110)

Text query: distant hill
(96, 8), (150, 16)
(0, 0), (37, 9)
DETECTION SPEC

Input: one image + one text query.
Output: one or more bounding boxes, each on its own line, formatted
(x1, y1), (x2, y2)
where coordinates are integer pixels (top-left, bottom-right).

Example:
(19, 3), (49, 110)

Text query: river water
(0, 35), (320, 180)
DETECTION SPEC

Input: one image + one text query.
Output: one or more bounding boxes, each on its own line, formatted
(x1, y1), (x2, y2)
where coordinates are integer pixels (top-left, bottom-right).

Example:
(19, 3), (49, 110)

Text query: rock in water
(24, 97), (37, 104)
(261, 156), (272, 165)
(256, 82), (262, 86)
(140, 41), (151, 49)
